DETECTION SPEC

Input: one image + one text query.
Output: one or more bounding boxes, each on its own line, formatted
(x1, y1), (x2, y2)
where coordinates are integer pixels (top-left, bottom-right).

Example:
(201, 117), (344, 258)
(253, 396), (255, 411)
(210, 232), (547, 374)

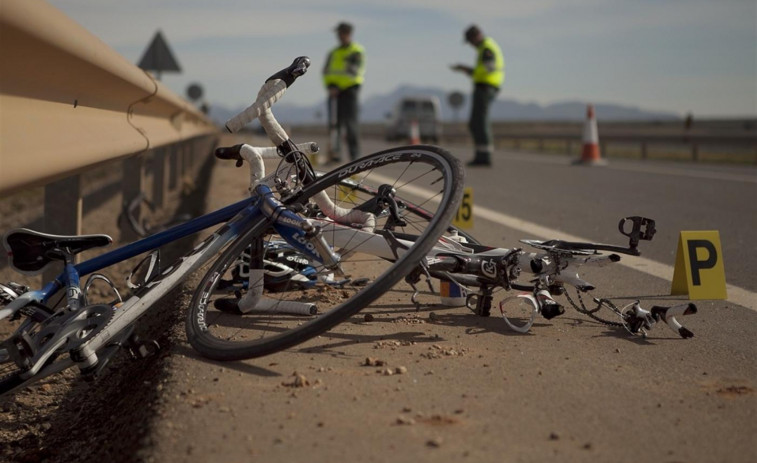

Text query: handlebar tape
(651, 303), (697, 338)
(225, 56), (311, 133)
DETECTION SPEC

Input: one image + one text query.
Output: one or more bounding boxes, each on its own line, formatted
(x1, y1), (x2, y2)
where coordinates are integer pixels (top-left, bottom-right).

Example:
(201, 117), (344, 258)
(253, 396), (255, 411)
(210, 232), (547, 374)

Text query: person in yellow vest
(323, 22), (365, 162)
(451, 25), (504, 167)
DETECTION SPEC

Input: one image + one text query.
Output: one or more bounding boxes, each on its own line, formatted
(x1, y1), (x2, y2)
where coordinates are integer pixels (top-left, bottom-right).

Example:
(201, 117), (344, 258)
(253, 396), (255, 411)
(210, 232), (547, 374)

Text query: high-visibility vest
(472, 37), (504, 88)
(323, 42), (365, 90)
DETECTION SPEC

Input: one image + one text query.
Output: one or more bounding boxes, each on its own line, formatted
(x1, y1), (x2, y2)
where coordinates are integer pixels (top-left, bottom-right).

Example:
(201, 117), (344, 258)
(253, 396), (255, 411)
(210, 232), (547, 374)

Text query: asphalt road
(357, 137), (757, 296)
(145, 135), (755, 463)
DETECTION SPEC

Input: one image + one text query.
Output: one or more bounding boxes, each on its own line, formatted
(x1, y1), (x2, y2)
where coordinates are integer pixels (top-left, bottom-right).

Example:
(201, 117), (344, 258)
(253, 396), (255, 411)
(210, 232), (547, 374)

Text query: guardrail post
(181, 142), (189, 185)
(152, 147), (167, 209)
(120, 156), (144, 243)
(185, 140), (195, 174)
(168, 145), (179, 191)
(42, 175), (82, 282)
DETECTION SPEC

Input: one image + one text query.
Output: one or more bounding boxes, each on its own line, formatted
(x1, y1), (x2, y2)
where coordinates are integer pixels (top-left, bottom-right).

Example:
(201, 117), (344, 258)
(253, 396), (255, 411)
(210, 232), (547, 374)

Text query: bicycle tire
(186, 145), (464, 360)
(0, 304), (53, 395)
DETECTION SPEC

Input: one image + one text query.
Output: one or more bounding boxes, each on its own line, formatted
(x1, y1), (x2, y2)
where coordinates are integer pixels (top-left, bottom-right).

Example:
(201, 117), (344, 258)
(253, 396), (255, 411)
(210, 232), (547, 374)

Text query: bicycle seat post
(51, 246), (84, 312)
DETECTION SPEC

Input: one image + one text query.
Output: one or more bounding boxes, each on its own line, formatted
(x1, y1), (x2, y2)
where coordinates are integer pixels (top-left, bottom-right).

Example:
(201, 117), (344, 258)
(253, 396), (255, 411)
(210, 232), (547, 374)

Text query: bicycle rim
(186, 145), (464, 360)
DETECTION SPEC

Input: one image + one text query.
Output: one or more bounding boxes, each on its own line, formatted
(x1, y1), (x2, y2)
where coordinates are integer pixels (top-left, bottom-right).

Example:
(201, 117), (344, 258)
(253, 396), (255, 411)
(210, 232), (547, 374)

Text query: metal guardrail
(0, 0), (218, 196)
(0, 0), (219, 279)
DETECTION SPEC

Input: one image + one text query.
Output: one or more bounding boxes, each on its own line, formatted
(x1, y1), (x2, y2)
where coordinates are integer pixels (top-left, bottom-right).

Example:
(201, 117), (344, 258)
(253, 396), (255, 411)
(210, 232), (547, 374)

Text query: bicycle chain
(564, 289), (623, 327)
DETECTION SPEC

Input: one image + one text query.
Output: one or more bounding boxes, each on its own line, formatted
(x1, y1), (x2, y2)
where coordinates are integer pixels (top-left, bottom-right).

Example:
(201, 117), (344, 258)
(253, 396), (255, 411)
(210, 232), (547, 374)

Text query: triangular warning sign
(137, 31), (181, 76)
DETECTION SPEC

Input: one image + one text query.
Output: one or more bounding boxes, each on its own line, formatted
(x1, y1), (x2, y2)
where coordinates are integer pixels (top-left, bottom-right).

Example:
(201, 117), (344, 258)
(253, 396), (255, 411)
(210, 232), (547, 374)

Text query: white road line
(473, 205), (755, 311)
(499, 151), (757, 183)
(370, 171), (756, 311)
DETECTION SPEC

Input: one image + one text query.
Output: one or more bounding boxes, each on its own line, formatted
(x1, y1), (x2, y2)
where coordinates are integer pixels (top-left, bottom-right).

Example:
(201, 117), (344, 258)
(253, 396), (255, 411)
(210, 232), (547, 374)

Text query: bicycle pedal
(129, 339), (161, 359)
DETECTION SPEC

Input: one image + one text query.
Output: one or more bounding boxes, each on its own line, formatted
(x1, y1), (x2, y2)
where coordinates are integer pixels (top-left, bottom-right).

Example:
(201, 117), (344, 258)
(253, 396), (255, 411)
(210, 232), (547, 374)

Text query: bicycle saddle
(3, 228), (112, 275)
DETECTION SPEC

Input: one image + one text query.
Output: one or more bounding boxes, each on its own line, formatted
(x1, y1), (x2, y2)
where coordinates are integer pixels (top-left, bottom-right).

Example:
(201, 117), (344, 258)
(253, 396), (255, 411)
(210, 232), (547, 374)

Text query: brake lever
(265, 56), (311, 87)
(214, 144), (245, 167)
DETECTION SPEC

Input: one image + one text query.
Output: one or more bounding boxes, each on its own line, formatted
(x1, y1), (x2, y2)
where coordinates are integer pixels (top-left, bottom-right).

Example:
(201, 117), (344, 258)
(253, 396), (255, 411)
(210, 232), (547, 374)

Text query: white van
(384, 96), (442, 143)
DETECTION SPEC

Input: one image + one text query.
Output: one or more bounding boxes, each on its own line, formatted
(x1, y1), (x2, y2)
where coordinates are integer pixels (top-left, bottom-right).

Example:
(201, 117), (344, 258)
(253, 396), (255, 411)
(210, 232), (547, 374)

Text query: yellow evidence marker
(452, 187), (473, 229)
(671, 230), (727, 300)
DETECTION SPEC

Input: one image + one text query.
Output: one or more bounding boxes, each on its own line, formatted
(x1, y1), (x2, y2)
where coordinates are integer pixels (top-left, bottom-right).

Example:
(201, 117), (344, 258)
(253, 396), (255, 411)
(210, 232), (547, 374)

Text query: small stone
(396, 416), (415, 425)
(549, 432), (559, 441)
(382, 368), (394, 376)
(364, 313), (374, 322)
(395, 366), (408, 375)
(426, 437), (443, 448)
(283, 373), (309, 388)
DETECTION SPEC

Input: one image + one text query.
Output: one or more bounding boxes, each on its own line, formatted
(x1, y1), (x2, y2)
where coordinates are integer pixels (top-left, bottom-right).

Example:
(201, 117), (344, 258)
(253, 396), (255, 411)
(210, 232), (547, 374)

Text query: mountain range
(208, 84), (681, 126)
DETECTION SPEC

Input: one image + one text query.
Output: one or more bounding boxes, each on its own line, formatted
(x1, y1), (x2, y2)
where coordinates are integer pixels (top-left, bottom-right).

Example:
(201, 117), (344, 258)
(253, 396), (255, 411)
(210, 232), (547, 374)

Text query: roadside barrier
(0, 0), (219, 281)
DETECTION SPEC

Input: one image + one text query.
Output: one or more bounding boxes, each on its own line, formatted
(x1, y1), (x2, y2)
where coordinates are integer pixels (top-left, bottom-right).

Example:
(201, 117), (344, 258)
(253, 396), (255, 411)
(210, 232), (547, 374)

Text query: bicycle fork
(233, 184), (343, 315)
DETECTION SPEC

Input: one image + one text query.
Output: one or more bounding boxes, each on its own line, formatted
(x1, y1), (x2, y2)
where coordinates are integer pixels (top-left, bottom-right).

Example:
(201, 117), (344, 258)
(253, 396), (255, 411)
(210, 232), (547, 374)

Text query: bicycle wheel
(0, 304), (53, 395)
(329, 174), (480, 245)
(186, 145), (463, 360)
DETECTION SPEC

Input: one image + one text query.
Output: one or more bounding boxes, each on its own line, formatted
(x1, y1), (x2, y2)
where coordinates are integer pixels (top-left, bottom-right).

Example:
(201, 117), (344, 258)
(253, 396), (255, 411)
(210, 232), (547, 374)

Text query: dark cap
(335, 22), (353, 33)
(464, 25), (481, 42)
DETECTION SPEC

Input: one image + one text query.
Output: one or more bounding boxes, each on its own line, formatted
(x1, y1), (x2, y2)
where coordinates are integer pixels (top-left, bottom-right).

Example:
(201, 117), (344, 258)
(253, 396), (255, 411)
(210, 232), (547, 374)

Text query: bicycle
(403, 215), (698, 338)
(0, 56), (464, 395)
(202, 201), (698, 343)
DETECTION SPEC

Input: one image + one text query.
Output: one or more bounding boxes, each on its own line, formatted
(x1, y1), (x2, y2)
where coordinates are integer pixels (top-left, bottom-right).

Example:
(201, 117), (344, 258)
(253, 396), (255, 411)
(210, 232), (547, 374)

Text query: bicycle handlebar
(225, 56), (311, 136)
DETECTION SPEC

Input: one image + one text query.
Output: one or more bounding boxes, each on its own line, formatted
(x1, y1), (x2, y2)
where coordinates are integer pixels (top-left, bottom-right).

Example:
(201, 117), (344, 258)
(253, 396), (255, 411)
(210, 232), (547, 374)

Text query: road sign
(186, 83), (203, 101)
(448, 91), (465, 121)
(138, 31), (181, 79)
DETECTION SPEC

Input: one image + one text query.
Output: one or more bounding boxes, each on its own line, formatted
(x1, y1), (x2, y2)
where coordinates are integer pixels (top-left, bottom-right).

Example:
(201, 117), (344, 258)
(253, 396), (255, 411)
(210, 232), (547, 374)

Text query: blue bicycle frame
(5, 183), (332, 378)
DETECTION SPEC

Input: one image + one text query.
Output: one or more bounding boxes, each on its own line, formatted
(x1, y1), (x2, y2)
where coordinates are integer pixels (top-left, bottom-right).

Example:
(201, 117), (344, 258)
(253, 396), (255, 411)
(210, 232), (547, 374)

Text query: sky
(47, 0), (757, 118)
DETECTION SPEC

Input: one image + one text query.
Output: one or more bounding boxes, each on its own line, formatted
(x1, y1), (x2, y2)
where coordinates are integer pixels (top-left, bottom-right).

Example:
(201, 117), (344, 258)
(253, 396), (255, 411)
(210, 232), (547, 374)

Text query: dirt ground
(1, 134), (755, 463)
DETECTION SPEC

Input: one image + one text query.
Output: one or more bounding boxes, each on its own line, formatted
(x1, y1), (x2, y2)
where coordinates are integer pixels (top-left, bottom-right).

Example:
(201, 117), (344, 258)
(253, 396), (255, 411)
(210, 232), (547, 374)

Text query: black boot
(467, 150), (491, 167)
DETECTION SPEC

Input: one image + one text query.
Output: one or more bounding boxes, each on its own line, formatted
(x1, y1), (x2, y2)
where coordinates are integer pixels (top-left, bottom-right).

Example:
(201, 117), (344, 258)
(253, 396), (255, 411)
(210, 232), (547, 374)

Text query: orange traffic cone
(409, 119), (421, 144)
(575, 104), (606, 165)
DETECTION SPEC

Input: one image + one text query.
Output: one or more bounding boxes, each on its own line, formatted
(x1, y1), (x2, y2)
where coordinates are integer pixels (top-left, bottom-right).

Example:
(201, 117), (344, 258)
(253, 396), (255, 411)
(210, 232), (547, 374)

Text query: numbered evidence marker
(452, 187), (473, 229)
(671, 231), (727, 300)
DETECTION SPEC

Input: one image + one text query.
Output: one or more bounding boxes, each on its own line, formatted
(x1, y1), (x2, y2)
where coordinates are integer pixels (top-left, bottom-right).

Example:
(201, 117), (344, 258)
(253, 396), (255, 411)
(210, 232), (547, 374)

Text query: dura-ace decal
(336, 152), (424, 179)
